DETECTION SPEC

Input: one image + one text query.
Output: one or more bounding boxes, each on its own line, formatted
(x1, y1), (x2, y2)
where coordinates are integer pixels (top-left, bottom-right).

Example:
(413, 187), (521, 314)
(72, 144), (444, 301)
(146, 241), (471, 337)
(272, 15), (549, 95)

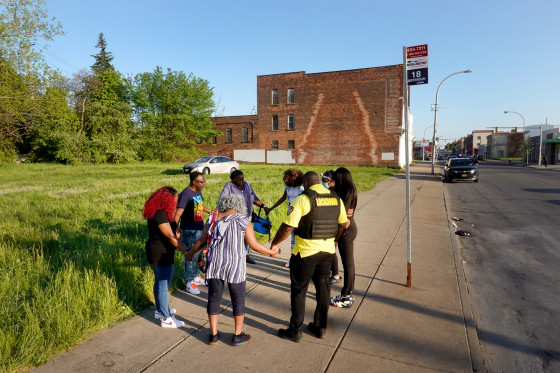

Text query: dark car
(443, 158), (479, 183)
(477, 154), (486, 161)
(471, 155), (479, 164)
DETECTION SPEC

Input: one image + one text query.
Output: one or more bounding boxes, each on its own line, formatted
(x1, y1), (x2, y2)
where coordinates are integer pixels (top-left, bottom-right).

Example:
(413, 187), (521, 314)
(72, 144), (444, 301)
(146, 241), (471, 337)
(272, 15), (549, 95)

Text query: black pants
(289, 251), (333, 332)
(339, 217), (357, 296)
(207, 279), (246, 316)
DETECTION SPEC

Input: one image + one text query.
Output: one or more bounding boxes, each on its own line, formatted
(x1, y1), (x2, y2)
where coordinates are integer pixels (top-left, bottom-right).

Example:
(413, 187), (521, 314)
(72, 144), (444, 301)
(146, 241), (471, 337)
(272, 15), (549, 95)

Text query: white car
(182, 156), (239, 175)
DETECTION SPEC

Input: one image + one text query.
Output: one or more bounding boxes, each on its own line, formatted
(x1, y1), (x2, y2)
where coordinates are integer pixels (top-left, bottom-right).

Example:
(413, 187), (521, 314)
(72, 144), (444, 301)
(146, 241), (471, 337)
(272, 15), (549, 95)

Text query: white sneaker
(161, 316), (184, 328)
(193, 276), (207, 286)
(154, 308), (176, 320)
(186, 281), (201, 295)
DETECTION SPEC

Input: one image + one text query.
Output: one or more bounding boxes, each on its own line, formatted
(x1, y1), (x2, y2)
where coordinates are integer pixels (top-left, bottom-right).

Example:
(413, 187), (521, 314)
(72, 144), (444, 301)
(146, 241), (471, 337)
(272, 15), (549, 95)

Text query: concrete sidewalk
(35, 163), (483, 373)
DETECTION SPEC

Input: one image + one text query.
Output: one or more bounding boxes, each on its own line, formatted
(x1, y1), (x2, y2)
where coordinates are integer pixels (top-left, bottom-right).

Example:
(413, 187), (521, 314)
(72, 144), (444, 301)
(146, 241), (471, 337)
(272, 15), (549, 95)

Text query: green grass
(0, 162), (400, 372)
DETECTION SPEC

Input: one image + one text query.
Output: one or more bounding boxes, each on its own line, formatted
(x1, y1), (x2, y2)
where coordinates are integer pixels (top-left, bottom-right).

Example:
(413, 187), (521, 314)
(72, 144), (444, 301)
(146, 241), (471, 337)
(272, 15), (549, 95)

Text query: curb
(442, 180), (486, 373)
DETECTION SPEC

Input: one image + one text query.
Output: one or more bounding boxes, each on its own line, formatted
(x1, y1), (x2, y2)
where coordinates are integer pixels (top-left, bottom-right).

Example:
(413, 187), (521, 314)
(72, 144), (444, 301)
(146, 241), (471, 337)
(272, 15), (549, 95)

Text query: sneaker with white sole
(186, 281), (201, 295)
(194, 276), (207, 286)
(161, 316), (184, 328)
(330, 294), (354, 308)
(155, 308), (176, 320)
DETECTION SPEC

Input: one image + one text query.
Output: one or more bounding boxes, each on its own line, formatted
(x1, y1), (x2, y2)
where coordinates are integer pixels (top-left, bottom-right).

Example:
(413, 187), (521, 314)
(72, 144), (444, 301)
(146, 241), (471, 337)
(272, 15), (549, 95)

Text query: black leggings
(207, 279), (246, 316)
(339, 217), (357, 295)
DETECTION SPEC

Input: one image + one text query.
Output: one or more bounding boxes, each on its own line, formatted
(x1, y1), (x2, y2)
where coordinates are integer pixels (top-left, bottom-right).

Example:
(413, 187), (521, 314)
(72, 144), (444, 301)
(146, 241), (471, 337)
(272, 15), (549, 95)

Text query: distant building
(464, 130), (493, 155)
(528, 125), (560, 165)
(198, 65), (411, 167)
(486, 132), (523, 159)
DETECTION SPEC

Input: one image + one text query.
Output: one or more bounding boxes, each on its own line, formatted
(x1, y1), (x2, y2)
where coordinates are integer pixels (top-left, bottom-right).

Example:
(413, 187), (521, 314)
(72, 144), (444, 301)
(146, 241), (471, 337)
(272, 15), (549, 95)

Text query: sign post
(403, 44), (428, 288)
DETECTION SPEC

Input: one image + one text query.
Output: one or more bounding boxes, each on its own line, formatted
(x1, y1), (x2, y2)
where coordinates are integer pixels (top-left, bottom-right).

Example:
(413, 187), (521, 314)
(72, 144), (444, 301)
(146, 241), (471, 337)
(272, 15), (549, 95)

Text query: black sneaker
(277, 328), (302, 343)
(232, 332), (251, 346)
(330, 294), (354, 308)
(307, 322), (326, 339)
(208, 332), (219, 345)
(246, 255), (256, 264)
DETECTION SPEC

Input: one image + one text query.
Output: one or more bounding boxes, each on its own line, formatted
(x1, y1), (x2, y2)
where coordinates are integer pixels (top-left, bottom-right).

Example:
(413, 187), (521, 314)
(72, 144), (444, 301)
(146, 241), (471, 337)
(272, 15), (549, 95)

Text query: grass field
(0, 162), (400, 372)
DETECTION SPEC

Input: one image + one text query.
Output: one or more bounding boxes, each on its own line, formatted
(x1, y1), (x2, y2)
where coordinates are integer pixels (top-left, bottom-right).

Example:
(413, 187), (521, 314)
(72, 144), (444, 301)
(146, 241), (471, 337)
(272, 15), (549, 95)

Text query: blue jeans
(153, 264), (174, 319)
(181, 229), (203, 282)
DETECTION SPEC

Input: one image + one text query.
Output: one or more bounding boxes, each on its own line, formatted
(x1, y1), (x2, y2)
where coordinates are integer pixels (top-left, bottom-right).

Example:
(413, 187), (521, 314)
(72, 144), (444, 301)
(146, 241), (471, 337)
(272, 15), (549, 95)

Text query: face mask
(322, 182), (329, 188)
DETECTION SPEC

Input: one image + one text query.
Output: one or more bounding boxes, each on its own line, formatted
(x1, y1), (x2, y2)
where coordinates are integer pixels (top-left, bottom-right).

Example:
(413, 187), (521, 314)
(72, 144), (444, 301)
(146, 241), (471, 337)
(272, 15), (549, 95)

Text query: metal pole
(423, 126), (433, 162)
(403, 47), (412, 287)
(538, 124), (543, 167)
(431, 70), (472, 174)
(504, 111), (527, 165)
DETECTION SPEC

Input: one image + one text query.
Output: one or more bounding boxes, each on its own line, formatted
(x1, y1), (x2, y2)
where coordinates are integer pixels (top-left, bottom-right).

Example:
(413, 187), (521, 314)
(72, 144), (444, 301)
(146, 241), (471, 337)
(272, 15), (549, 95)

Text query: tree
(0, 0), (64, 81)
(91, 32), (114, 74)
(132, 67), (218, 161)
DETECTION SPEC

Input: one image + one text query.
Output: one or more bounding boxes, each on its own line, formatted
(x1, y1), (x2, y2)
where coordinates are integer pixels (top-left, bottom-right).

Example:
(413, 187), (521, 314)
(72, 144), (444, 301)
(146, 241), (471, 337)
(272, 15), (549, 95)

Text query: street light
(431, 69), (473, 174)
(422, 125), (433, 161)
(504, 110), (527, 165)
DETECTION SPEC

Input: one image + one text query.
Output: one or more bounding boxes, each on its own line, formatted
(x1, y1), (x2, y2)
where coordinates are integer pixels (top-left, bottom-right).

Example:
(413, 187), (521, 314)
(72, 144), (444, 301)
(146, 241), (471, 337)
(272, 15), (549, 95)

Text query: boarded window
(287, 88), (295, 104)
(288, 115), (294, 130)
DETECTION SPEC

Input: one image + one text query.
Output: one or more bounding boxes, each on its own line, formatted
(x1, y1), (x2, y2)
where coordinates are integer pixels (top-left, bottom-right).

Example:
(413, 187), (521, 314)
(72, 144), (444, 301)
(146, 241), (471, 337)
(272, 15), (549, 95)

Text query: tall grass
(0, 162), (400, 372)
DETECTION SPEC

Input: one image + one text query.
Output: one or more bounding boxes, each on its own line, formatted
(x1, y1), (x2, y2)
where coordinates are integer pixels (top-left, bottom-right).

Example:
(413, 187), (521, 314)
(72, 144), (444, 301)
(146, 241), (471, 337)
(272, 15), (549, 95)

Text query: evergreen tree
(91, 32), (114, 74)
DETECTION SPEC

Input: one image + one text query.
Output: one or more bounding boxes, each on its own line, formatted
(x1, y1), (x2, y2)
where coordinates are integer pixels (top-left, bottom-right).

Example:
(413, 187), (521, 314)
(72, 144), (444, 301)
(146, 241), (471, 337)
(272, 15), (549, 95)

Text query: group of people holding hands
(143, 166), (358, 346)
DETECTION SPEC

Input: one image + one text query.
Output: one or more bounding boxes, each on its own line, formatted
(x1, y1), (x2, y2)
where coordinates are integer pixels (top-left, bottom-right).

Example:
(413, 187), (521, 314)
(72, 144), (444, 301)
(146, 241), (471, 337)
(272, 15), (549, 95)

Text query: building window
(226, 128), (232, 143)
(477, 136), (481, 140)
(287, 115), (294, 130)
(287, 88), (295, 104)
(272, 115), (278, 131)
(271, 89), (278, 105)
(211, 136), (217, 144)
(242, 127), (248, 143)
(288, 140), (295, 150)
(271, 140), (278, 150)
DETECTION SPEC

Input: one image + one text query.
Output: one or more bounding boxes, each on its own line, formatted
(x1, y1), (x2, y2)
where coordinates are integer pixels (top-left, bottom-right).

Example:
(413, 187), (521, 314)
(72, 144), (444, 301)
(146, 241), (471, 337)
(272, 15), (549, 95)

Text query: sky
(41, 0), (560, 144)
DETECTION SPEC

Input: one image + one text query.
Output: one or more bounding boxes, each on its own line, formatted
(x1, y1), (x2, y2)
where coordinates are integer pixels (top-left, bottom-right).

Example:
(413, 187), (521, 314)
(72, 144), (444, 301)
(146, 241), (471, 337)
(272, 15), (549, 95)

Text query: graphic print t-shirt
(177, 188), (204, 230)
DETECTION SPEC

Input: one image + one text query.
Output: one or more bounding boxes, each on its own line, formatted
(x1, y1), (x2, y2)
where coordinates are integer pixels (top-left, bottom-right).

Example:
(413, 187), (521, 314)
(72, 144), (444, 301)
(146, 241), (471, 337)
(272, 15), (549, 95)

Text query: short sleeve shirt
(145, 209), (177, 266)
(284, 184), (347, 258)
(177, 187), (204, 230)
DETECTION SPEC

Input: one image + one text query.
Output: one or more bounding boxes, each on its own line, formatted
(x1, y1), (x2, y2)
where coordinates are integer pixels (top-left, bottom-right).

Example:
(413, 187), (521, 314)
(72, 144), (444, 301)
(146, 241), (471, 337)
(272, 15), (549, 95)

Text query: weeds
(0, 162), (400, 371)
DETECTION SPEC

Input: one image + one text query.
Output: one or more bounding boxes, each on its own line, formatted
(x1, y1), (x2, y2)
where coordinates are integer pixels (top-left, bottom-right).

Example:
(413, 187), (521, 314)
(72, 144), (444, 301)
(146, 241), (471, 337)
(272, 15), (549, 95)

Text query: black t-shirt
(145, 209), (178, 266)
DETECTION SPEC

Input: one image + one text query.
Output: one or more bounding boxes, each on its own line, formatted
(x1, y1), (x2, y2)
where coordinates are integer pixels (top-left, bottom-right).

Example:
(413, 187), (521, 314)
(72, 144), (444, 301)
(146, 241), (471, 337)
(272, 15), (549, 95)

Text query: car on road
(470, 155), (479, 164)
(182, 156), (239, 175)
(477, 154), (486, 161)
(443, 157), (479, 183)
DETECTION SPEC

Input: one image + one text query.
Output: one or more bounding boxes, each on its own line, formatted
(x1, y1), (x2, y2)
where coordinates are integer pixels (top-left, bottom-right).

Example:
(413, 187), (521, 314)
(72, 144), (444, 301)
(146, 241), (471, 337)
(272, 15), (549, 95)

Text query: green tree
(91, 32), (114, 74)
(0, 0), (64, 81)
(132, 67), (218, 161)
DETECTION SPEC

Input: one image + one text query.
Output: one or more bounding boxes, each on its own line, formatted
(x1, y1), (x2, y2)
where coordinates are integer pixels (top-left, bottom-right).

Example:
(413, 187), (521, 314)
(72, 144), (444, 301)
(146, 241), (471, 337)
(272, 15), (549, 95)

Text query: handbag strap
(207, 213), (218, 247)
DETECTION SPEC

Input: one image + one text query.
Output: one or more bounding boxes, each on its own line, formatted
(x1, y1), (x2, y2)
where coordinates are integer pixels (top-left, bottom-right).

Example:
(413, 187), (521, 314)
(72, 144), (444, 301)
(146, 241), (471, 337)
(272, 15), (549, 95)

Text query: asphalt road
(442, 161), (560, 372)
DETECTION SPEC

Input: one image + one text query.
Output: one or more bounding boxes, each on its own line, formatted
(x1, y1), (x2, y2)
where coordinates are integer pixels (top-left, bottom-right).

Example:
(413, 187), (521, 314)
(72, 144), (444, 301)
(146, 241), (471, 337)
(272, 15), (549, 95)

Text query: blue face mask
(322, 182), (329, 189)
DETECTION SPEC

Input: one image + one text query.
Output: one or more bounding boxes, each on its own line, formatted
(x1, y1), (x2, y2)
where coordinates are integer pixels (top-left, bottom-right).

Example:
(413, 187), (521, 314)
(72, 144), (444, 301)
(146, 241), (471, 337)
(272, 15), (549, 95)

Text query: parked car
(477, 155), (486, 161)
(443, 158), (479, 183)
(182, 156), (239, 175)
(471, 155), (479, 164)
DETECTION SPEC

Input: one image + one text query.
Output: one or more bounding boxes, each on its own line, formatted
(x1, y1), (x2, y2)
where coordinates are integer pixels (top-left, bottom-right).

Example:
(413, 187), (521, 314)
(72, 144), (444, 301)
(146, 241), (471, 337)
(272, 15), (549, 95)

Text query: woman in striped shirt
(186, 194), (279, 346)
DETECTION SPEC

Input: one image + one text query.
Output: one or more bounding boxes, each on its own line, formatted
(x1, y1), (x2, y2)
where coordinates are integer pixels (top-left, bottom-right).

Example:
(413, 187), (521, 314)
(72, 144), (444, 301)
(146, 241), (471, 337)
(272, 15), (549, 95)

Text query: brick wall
(197, 115), (258, 158)
(256, 65), (404, 166)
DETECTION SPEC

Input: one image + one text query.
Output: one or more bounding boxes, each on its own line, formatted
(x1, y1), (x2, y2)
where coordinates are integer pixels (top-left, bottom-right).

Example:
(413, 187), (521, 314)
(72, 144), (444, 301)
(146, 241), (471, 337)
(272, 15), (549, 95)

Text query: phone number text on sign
(406, 44), (428, 59)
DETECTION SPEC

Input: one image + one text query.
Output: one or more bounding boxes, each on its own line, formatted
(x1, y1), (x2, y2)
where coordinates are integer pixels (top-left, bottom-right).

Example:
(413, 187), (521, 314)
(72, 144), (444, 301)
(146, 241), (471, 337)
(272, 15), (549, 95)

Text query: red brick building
(199, 64), (406, 166)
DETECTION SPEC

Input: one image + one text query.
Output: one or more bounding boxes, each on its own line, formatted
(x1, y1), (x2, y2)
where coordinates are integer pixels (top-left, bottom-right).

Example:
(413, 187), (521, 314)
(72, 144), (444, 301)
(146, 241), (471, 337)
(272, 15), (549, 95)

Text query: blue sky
(43, 0), (560, 143)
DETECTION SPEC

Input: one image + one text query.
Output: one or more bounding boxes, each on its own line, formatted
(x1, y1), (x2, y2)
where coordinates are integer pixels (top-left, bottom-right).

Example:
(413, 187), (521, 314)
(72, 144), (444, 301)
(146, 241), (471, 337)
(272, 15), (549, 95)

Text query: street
(443, 161), (560, 372)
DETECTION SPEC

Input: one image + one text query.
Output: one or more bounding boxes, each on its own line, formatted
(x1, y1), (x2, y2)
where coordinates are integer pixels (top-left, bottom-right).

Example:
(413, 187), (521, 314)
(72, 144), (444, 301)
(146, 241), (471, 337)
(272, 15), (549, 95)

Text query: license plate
(462, 174), (468, 177)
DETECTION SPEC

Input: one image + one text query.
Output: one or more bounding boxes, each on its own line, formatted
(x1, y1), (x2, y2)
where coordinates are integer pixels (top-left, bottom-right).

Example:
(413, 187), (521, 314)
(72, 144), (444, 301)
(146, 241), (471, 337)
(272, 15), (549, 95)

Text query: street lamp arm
(430, 69), (473, 173)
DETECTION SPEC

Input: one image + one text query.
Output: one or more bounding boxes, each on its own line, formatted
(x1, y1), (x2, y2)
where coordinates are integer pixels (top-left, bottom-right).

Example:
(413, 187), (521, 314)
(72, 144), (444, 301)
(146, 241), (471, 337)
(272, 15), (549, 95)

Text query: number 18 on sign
(406, 44), (428, 85)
